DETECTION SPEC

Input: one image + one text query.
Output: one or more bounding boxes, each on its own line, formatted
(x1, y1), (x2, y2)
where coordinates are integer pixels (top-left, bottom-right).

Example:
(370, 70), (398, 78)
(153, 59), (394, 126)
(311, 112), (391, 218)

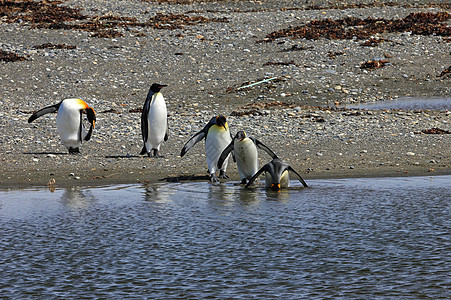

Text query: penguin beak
(271, 183), (281, 191)
(86, 107), (96, 128)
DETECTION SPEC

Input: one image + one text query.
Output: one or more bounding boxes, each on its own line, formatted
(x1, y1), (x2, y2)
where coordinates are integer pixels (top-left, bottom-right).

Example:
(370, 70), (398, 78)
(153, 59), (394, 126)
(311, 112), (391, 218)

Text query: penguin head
(150, 83), (167, 93)
(270, 183), (281, 191)
(235, 131), (246, 141)
(76, 99), (96, 127)
(267, 159), (286, 191)
(215, 115), (227, 129)
(85, 107), (96, 128)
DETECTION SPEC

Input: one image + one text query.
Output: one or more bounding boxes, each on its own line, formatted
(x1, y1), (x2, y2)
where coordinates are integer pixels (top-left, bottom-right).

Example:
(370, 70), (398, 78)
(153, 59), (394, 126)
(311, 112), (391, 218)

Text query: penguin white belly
(56, 102), (83, 149)
(146, 95), (167, 151)
(206, 126), (231, 175)
(235, 139), (258, 180)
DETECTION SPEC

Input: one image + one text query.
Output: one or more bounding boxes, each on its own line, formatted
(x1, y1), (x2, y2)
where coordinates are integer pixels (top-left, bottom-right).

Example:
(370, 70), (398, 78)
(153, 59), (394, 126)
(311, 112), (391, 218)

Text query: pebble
(0, 1), (449, 185)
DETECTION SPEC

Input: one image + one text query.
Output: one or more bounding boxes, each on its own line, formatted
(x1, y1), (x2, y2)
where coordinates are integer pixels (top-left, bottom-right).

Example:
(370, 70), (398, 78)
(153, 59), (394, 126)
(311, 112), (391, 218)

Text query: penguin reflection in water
(140, 83), (169, 158)
(28, 98), (96, 154)
(245, 157), (308, 190)
(180, 115), (232, 183)
(217, 131), (277, 184)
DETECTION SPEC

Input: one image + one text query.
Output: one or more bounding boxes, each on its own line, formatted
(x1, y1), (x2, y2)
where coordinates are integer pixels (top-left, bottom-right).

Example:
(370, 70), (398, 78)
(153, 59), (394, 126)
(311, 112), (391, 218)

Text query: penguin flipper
(245, 164), (269, 188)
(141, 101), (150, 143)
(217, 141), (234, 169)
(252, 138), (278, 159)
(164, 117), (169, 142)
(84, 123), (94, 141)
(28, 102), (61, 123)
(180, 130), (206, 157)
(287, 166), (308, 188)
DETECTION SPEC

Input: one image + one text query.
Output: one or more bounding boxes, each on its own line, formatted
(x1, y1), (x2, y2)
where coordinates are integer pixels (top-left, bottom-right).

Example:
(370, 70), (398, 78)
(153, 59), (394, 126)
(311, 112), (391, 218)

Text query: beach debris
(230, 109), (269, 117)
(237, 77), (278, 90)
(148, 13), (228, 30)
(300, 113), (326, 122)
(421, 128), (450, 134)
(360, 38), (392, 47)
(33, 43), (76, 50)
(437, 66), (451, 77)
(281, 45), (313, 52)
(327, 51), (344, 59)
(259, 12), (450, 43)
(360, 60), (389, 70)
(231, 101), (292, 117)
(101, 109), (121, 114)
(0, 50), (28, 62)
(263, 61), (297, 67)
(0, 0), (228, 38)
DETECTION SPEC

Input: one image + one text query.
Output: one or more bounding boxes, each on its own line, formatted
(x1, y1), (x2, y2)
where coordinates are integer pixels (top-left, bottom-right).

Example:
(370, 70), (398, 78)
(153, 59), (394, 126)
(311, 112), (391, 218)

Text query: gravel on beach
(0, 0), (449, 188)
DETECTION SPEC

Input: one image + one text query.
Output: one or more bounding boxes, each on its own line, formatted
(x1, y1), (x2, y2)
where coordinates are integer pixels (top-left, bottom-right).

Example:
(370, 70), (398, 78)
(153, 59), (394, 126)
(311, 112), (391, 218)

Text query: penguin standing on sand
(180, 115), (232, 183)
(140, 83), (168, 157)
(28, 98), (96, 154)
(217, 131), (277, 184)
(245, 157), (308, 190)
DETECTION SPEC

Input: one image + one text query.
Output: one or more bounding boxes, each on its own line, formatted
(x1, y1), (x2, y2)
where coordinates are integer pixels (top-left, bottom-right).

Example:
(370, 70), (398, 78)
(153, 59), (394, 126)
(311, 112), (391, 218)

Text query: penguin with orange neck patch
(181, 115), (232, 183)
(245, 157), (308, 190)
(218, 131), (277, 184)
(28, 98), (96, 154)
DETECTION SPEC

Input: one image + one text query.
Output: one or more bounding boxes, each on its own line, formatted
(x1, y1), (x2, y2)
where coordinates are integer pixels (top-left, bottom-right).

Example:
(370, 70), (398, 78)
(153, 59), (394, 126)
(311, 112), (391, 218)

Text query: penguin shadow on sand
(160, 174), (211, 183)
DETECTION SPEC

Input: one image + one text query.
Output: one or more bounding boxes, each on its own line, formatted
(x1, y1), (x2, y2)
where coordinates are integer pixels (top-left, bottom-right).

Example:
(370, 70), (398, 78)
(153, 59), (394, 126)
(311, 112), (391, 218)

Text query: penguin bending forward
(180, 115), (232, 183)
(28, 98), (96, 154)
(140, 83), (168, 157)
(245, 157), (308, 190)
(218, 131), (277, 184)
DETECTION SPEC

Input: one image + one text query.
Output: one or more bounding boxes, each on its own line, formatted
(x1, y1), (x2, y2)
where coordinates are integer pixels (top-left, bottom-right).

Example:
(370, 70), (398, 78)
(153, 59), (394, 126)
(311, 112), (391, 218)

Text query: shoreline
(1, 167), (450, 190)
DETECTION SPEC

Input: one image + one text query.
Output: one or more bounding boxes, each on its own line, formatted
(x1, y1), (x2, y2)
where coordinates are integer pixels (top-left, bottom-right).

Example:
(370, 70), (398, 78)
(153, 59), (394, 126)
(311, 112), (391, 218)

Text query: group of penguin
(28, 83), (308, 190)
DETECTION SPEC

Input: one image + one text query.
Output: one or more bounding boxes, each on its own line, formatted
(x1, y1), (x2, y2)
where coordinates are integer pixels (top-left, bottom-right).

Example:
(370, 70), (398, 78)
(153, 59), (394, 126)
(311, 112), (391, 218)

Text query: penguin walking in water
(28, 98), (96, 154)
(180, 115), (232, 183)
(140, 83), (168, 158)
(217, 131), (277, 184)
(245, 157), (308, 190)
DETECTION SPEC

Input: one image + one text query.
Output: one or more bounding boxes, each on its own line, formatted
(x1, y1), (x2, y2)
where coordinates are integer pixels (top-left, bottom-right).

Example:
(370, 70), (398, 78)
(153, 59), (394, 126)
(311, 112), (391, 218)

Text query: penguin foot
(210, 175), (220, 184)
(240, 178), (247, 184)
(218, 170), (229, 179)
(151, 149), (165, 158)
(68, 147), (80, 154)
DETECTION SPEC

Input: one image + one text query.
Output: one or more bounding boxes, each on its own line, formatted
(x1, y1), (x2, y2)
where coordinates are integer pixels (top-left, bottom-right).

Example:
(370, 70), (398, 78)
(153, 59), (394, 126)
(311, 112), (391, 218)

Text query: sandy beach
(0, 0), (449, 188)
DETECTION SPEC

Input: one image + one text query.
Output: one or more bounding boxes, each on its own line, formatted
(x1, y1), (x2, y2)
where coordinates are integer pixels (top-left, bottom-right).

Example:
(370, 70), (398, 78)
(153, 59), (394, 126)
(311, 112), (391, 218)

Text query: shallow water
(1, 176), (450, 298)
(347, 97), (450, 110)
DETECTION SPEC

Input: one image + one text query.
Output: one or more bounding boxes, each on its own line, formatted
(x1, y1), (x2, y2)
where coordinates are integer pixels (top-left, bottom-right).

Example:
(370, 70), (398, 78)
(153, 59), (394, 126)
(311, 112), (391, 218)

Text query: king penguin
(140, 83), (168, 157)
(217, 131), (277, 184)
(245, 157), (308, 190)
(28, 98), (96, 154)
(180, 115), (232, 183)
